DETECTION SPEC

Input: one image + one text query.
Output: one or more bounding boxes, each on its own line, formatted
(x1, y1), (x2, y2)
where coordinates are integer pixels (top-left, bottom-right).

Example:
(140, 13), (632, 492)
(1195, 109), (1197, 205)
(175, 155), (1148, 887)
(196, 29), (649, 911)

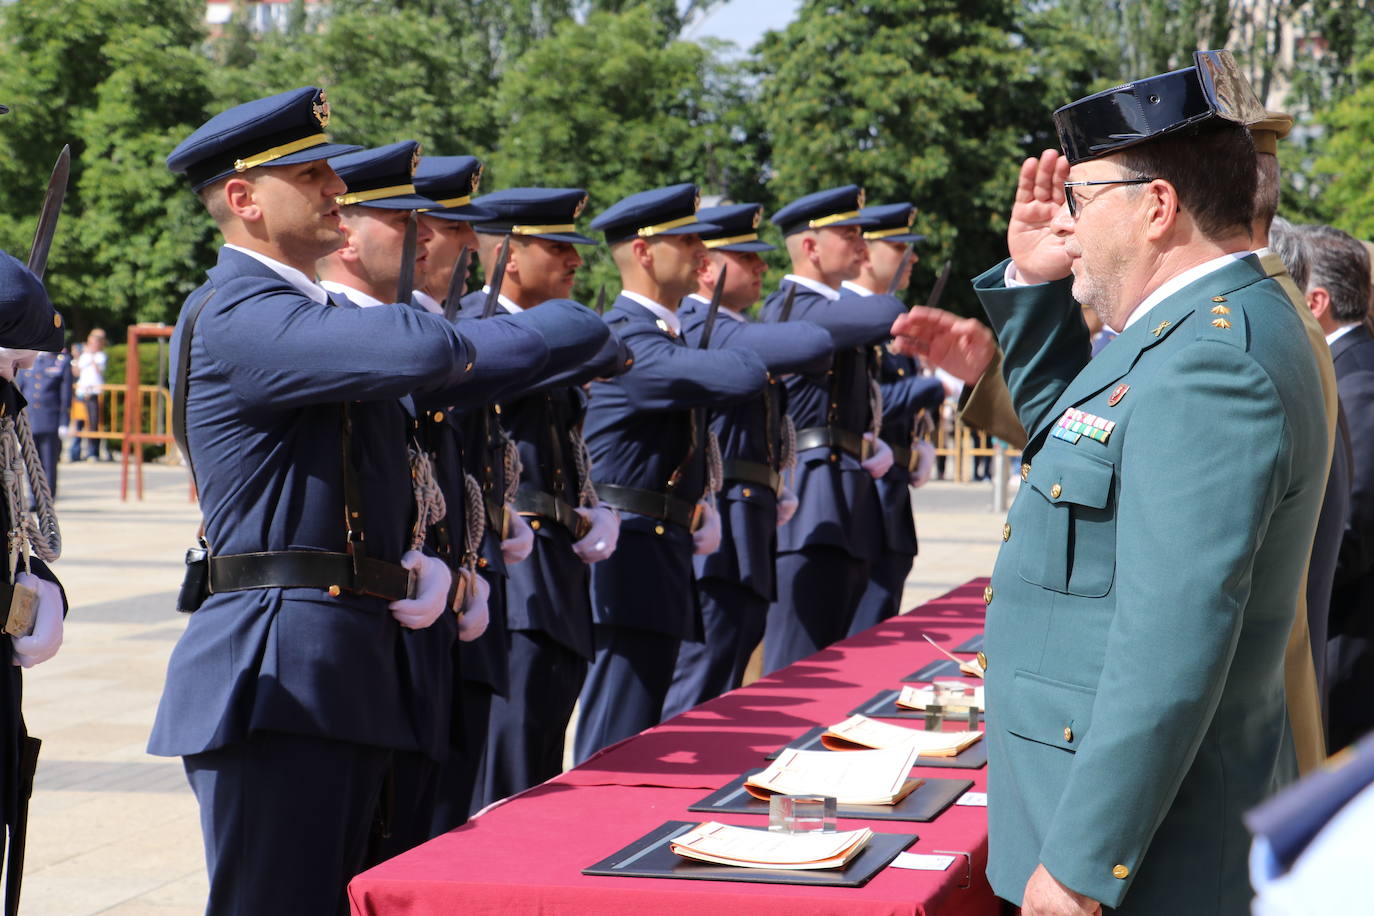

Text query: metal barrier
(69, 383), (172, 447)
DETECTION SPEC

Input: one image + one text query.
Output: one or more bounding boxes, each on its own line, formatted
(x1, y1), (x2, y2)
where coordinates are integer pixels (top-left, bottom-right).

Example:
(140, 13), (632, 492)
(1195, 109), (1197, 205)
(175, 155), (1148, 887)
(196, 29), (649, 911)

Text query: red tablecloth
(350, 579), (997, 916)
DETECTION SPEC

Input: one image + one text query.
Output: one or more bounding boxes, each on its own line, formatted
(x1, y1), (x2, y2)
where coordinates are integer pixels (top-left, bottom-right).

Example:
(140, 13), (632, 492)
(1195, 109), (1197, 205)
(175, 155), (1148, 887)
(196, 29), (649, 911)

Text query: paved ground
(20, 461), (1009, 914)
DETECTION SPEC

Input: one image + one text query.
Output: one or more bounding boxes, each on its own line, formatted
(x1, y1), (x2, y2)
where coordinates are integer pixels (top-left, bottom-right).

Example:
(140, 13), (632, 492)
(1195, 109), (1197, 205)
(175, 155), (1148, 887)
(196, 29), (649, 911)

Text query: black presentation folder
(763, 725), (988, 770)
(954, 633), (984, 652)
(688, 773), (973, 823)
(903, 659), (965, 682)
(582, 820), (918, 888)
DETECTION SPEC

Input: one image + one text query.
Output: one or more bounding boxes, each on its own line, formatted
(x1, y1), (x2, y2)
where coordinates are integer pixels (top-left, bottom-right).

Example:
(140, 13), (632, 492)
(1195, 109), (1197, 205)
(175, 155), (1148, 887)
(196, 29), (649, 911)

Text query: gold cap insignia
(470, 162), (484, 195)
(752, 207), (763, 229)
(906, 207), (917, 226)
(693, 189), (701, 212)
(313, 90), (330, 128)
(856, 187), (866, 209)
(410, 145), (421, 176)
(573, 194), (588, 219)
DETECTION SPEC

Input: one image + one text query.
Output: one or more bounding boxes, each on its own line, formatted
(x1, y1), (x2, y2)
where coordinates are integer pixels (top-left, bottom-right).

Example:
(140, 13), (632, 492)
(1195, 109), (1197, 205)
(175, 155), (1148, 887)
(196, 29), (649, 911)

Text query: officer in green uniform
(892, 52), (1326, 915)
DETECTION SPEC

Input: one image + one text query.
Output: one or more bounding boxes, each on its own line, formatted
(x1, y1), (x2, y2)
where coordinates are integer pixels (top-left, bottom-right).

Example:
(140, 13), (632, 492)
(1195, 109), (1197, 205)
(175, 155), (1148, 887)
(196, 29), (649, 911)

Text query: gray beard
(1071, 255), (1128, 329)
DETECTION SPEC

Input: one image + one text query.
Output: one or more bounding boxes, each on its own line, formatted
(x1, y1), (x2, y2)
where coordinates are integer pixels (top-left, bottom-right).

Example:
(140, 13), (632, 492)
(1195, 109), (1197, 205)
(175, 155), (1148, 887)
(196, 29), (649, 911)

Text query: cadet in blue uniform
(455, 187), (629, 804)
(662, 204), (832, 716)
(574, 184), (768, 762)
(15, 348), (72, 497)
(152, 90), (482, 914)
(842, 203), (945, 634)
(759, 187), (903, 673)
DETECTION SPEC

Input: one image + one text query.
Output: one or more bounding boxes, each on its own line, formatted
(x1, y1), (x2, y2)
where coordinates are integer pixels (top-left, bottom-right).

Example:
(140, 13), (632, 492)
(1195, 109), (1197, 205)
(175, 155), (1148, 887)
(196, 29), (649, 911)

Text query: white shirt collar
(320, 280), (384, 309)
(224, 244), (327, 304)
(686, 292), (746, 322)
(1119, 251), (1250, 332)
(412, 289), (443, 315)
(841, 280), (875, 297)
(1327, 323), (1359, 346)
(621, 289), (680, 334)
(479, 285), (523, 314)
(784, 273), (840, 301)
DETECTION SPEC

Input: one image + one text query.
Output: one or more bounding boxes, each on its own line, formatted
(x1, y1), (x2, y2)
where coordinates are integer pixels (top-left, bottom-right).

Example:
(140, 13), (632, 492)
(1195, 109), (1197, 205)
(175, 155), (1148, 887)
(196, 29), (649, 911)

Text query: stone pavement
(19, 461), (1007, 915)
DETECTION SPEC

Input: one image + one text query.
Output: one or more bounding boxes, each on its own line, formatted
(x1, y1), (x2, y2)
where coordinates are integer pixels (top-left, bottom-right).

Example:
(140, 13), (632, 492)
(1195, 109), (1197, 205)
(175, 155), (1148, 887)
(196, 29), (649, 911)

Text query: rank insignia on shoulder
(1053, 407), (1116, 445)
(1108, 384), (1129, 407)
(655, 318), (678, 338)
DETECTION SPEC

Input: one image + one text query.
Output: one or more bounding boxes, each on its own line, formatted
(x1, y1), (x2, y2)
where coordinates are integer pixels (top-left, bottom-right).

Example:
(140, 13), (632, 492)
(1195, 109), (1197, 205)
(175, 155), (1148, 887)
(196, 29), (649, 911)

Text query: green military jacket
(977, 255), (1327, 912)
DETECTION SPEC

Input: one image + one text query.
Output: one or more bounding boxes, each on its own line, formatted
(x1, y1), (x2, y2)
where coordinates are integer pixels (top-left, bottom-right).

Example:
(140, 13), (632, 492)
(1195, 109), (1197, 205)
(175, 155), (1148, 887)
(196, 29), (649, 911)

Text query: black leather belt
(720, 458), (781, 493)
(889, 442), (919, 472)
(209, 551), (417, 602)
(514, 488), (591, 539)
(595, 482), (698, 530)
(795, 425), (872, 461)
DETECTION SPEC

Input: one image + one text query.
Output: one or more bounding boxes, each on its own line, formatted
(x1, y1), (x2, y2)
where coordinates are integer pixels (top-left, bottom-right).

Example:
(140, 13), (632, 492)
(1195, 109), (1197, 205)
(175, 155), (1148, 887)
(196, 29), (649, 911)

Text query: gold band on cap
(637, 214), (698, 238)
(703, 232), (759, 249)
(864, 227), (915, 240)
(808, 210), (859, 229)
(434, 195), (472, 208)
(335, 183), (417, 206)
(234, 133), (329, 172)
(511, 224), (576, 235)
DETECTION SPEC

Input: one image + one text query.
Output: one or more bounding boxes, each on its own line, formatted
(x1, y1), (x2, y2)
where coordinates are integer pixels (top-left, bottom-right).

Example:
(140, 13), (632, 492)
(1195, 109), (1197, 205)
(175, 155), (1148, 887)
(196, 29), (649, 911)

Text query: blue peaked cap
(472, 188), (598, 245)
(698, 204), (774, 253)
(771, 185), (872, 237)
(860, 203), (925, 244)
(329, 141), (438, 210)
(413, 156), (496, 221)
(589, 183), (720, 245)
(167, 86), (361, 192)
(0, 250), (63, 352)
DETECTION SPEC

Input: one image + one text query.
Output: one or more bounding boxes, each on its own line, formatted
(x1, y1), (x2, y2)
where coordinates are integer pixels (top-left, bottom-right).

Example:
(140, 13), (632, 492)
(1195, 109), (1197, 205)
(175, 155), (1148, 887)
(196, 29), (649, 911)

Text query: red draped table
(350, 579), (998, 916)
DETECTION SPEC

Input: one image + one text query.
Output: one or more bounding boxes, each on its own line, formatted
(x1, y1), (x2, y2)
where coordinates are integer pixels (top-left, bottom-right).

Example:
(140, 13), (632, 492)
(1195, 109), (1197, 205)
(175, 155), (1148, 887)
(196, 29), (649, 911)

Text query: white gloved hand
(692, 502), (721, 555)
(387, 549), (451, 630)
(909, 440), (937, 489)
(775, 484), (799, 527)
(11, 572), (63, 668)
(457, 571), (490, 642)
(58, 425), (69, 438)
(861, 433), (895, 479)
(500, 508), (535, 566)
(572, 504), (620, 564)
(0, 349), (38, 382)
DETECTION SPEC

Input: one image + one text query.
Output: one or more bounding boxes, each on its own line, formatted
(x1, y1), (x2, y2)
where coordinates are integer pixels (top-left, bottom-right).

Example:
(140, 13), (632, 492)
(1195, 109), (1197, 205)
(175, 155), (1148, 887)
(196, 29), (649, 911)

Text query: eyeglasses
(1063, 178), (1155, 218)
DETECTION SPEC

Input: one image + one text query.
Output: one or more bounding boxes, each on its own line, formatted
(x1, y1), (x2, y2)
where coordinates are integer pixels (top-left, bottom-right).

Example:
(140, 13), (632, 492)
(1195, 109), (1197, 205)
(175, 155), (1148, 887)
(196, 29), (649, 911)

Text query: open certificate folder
(744, 746), (924, 805)
(821, 715), (983, 757)
(669, 821), (874, 870)
(896, 683), (985, 711)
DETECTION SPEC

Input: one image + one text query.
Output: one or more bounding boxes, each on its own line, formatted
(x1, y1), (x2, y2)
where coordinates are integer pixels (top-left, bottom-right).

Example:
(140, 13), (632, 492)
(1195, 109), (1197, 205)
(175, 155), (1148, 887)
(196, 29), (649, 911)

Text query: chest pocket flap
(1018, 446), (1117, 596)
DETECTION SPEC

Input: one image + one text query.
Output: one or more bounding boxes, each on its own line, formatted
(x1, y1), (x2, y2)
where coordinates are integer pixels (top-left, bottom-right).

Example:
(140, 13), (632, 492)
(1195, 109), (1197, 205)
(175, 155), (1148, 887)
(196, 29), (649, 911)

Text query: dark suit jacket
(16, 350), (72, 434)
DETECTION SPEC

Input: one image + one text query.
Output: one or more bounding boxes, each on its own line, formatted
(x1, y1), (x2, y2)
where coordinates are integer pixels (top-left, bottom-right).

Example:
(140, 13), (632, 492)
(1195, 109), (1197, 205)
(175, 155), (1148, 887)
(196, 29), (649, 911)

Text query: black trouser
(848, 550), (915, 637)
(663, 577), (768, 718)
(764, 546), (869, 674)
(33, 431), (59, 497)
(482, 629), (587, 804)
(429, 678), (493, 833)
(573, 624), (680, 764)
(183, 730), (390, 916)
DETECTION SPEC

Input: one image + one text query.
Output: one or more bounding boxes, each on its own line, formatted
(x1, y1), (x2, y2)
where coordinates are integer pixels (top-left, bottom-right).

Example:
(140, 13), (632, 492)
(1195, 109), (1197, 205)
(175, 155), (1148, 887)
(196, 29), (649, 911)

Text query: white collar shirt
(225, 244), (328, 305)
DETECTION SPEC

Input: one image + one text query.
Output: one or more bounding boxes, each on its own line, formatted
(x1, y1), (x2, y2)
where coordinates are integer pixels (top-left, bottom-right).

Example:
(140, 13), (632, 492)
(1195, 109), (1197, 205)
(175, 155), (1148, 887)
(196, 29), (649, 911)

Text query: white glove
(58, 425), (69, 438)
(692, 501), (721, 555)
(457, 571), (490, 642)
(775, 484), (799, 527)
(909, 440), (937, 489)
(500, 508), (534, 566)
(0, 349), (38, 382)
(572, 504), (620, 564)
(861, 433), (895, 479)
(387, 549), (451, 630)
(11, 572), (63, 668)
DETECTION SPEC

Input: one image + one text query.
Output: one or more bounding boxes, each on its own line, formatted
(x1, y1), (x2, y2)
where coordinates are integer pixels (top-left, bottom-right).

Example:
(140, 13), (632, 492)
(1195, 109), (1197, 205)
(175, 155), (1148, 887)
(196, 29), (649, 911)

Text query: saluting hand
(1022, 865), (1102, 916)
(1008, 150), (1073, 284)
(890, 307), (997, 386)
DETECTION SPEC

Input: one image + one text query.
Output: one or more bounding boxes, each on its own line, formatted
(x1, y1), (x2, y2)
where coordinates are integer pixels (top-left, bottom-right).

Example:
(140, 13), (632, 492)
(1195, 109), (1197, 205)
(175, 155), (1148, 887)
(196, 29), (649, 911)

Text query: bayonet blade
(481, 235), (512, 319)
(925, 260), (953, 311)
(885, 246), (915, 296)
(594, 283), (606, 315)
(26, 145), (71, 280)
(776, 282), (797, 323)
(442, 245), (470, 322)
(395, 210), (418, 304)
(697, 264), (728, 350)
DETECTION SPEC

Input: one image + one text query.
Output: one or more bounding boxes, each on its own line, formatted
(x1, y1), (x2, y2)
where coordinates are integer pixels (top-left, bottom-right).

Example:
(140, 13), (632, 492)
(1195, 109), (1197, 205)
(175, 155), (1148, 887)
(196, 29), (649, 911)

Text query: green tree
(1311, 50), (1374, 239)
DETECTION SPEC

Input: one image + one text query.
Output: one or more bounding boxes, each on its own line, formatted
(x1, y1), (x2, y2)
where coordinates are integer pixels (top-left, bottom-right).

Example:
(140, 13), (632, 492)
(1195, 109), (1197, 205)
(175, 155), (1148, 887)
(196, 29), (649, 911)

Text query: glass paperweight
(768, 794), (837, 834)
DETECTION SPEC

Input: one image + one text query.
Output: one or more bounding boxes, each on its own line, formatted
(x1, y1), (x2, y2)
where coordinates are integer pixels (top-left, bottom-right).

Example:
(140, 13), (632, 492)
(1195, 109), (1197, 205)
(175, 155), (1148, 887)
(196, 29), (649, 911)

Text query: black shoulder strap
(173, 289), (217, 494)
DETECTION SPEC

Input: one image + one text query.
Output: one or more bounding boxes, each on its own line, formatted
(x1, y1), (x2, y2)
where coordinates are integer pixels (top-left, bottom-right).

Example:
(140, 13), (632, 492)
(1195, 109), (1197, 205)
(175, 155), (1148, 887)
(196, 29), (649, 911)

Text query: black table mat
(583, 820), (918, 888)
(902, 659), (966, 682)
(953, 633), (984, 653)
(687, 772), (974, 823)
(763, 725), (987, 770)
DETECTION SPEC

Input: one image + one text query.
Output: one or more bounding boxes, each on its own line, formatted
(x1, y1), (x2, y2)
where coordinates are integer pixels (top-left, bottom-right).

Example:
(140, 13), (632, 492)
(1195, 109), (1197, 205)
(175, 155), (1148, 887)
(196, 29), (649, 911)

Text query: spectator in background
(71, 328), (106, 461)
(16, 346), (72, 497)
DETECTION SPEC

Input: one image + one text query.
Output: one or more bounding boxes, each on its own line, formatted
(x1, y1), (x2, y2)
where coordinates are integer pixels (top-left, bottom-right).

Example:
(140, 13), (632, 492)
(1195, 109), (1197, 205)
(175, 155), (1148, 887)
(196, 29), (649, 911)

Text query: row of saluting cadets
(136, 86), (945, 912)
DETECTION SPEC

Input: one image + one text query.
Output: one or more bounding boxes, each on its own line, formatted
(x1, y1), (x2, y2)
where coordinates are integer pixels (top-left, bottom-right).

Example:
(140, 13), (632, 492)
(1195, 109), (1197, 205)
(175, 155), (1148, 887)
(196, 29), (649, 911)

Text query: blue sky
(685, 0), (801, 52)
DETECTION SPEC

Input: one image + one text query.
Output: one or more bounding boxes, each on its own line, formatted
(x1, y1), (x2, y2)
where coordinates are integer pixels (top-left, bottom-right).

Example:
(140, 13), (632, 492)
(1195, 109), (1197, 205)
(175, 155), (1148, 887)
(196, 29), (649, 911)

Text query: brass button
(1112, 864), (1129, 880)
(977, 651), (987, 670)
(529, 519), (541, 531)
(432, 411), (444, 423)
(477, 557), (489, 568)
(625, 358), (634, 367)
(742, 487), (752, 498)
(327, 585), (341, 597)
(493, 404), (502, 415)
(464, 361), (474, 372)
(1063, 726), (1074, 742)
(1021, 462), (1031, 481)
(654, 524), (665, 535)
(829, 454), (838, 463)
(1050, 483), (1062, 499)
(53, 314), (62, 327)
(983, 585), (993, 605)
(897, 368), (906, 376)
(1002, 523), (1011, 541)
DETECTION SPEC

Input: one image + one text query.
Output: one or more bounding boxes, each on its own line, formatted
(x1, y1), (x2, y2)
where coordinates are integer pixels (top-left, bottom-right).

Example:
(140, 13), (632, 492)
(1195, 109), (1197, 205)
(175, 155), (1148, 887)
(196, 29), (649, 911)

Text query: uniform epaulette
(606, 314), (630, 328)
(1194, 293), (1250, 349)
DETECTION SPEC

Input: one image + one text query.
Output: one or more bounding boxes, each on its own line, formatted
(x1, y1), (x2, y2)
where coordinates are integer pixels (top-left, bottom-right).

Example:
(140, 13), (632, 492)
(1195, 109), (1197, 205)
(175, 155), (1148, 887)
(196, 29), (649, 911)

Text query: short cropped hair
(1305, 224), (1373, 324)
(1117, 122), (1257, 242)
(1268, 216), (1311, 291)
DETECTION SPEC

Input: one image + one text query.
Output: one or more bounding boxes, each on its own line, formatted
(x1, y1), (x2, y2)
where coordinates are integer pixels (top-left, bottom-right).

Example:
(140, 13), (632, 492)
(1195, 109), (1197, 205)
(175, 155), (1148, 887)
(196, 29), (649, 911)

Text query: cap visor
(273, 141), (365, 167)
(425, 202), (499, 221)
(868, 232), (926, 244)
(660, 220), (723, 237)
(713, 240), (775, 252)
(349, 193), (442, 210)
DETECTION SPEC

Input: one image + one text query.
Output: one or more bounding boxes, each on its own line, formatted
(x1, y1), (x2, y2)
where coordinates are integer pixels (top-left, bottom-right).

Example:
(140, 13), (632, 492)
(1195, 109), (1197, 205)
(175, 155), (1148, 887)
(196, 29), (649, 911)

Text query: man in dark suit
(1303, 224), (1374, 751)
(15, 347), (71, 497)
